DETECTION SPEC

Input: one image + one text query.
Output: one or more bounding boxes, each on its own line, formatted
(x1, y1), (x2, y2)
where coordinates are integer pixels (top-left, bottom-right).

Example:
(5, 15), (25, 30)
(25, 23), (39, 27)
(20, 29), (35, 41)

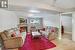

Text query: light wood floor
(47, 38), (75, 50)
(47, 33), (75, 50)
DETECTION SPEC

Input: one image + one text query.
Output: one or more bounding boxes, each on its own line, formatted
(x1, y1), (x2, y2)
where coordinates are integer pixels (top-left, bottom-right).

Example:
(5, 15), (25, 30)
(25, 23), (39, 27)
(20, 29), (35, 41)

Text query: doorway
(61, 13), (72, 40)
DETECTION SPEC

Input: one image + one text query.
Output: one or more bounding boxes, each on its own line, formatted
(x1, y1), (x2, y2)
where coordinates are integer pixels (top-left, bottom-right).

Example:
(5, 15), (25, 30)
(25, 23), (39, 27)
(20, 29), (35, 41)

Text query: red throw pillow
(11, 32), (16, 37)
(11, 34), (16, 37)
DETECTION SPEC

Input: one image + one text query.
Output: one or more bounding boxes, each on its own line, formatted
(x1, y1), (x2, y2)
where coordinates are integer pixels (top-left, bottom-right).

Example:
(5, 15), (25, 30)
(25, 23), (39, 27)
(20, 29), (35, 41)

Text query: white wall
(0, 9), (19, 32)
(43, 15), (60, 28)
(0, 9), (60, 32)
(72, 12), (75, 41)
(61, 15), (72, 33)
(14, 11), (60, 28)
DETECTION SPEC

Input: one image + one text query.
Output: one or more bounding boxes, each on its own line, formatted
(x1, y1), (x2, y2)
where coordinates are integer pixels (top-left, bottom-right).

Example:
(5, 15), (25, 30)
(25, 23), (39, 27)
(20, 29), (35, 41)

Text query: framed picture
(30, 19), (40, 24)
(19, 17), (25, 23)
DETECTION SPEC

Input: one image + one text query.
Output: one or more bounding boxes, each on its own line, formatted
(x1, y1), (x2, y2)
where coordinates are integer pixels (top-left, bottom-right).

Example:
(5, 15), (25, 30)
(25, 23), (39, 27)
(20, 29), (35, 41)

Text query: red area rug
(19, 34), (56, 50)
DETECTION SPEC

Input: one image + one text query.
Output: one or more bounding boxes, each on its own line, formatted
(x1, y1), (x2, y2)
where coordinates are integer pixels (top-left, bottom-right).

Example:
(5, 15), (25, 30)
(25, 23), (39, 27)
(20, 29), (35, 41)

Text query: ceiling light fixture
(29, 10), (40, 13)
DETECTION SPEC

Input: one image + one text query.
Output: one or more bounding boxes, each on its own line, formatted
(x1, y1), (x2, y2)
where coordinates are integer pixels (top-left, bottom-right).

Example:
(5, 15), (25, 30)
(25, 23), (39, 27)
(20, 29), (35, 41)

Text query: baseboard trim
(64, 31), (72, 34)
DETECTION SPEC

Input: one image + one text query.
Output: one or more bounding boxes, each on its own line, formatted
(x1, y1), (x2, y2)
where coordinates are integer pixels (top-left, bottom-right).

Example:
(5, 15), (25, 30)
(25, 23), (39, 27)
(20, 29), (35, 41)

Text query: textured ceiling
(8, 0), (75, 12)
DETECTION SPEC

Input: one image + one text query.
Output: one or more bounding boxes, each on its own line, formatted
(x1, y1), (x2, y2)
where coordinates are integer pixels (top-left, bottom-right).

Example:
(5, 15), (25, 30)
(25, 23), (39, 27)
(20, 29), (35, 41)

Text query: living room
(0, 0), (75, 50)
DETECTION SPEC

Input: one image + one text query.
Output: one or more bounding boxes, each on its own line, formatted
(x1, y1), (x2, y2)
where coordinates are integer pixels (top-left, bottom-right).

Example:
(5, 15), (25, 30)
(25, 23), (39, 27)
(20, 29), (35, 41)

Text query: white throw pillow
(32, 31), (41, 37)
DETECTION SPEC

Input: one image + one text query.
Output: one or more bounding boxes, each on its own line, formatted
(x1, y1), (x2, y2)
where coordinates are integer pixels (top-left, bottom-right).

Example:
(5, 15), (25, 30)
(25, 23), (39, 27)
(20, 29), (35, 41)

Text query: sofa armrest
(48, 32), (56, 41)
(4, 37), (23, 49)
